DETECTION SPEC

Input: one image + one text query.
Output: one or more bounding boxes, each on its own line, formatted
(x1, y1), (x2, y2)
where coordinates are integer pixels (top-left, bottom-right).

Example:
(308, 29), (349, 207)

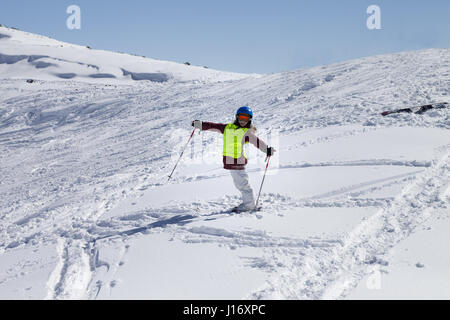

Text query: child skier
(192, 106), (275, 212)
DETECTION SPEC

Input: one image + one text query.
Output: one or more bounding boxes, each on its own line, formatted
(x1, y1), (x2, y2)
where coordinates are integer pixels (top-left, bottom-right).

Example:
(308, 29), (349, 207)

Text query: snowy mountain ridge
(0, 25), (252, 84)
(0, 27), (449, 300)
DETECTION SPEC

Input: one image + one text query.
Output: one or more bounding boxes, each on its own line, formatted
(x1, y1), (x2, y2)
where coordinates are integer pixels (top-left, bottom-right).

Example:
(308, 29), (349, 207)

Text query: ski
(231, 206), (262, 213)
(381, 102), (448, 116)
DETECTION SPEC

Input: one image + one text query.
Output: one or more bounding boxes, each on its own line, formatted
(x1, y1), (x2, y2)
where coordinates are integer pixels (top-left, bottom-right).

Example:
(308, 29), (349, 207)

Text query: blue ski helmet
(236, 106), (253, 118)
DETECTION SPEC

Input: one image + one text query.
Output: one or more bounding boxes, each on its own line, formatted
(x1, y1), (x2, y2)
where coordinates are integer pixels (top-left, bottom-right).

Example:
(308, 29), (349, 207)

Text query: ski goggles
(237, 114), (251, 121)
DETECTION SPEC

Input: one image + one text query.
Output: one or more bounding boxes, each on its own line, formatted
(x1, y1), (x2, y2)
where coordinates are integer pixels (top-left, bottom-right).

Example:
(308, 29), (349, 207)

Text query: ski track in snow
(44, 238), (92, 300)
(0, 27), (449, 299)
(248, 150), (449, 299)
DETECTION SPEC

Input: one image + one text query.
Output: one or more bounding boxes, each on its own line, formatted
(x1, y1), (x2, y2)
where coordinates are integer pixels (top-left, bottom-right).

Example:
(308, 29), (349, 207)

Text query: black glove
(192, 120), (202, 130)
(266, 147), (275, 157)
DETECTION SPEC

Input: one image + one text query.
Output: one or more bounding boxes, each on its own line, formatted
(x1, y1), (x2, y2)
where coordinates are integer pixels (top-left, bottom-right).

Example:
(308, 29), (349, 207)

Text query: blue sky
(1, 0), (449, 74)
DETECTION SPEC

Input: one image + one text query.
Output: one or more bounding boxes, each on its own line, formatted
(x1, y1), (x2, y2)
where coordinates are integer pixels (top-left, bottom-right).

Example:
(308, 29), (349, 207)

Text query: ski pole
(254, 155), (271, 211)
(167, 128), (196, 182)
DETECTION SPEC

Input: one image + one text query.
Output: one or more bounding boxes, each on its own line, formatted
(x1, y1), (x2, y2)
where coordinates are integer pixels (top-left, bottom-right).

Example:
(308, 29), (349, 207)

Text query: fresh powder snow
(0, 25), (449, 300)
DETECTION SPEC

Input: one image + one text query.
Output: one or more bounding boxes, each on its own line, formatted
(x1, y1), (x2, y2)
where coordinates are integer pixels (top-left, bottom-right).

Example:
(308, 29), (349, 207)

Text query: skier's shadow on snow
(92, 209), (235, 243)
(93, 214), (196, 243)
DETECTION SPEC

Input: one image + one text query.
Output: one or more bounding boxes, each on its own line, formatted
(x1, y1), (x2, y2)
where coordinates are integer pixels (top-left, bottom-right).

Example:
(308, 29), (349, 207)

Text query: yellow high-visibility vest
(223, 123), (249, 159)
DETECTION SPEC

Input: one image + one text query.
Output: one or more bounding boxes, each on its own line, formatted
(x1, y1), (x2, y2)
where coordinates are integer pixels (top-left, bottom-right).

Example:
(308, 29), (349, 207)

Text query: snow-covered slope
(0, 26), (449, 300)
(0, 25), (251, 84)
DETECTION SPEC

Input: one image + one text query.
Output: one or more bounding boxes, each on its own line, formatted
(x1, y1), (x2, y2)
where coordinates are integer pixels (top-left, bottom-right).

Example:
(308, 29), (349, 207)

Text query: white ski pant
(230, 169), (255, 207)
